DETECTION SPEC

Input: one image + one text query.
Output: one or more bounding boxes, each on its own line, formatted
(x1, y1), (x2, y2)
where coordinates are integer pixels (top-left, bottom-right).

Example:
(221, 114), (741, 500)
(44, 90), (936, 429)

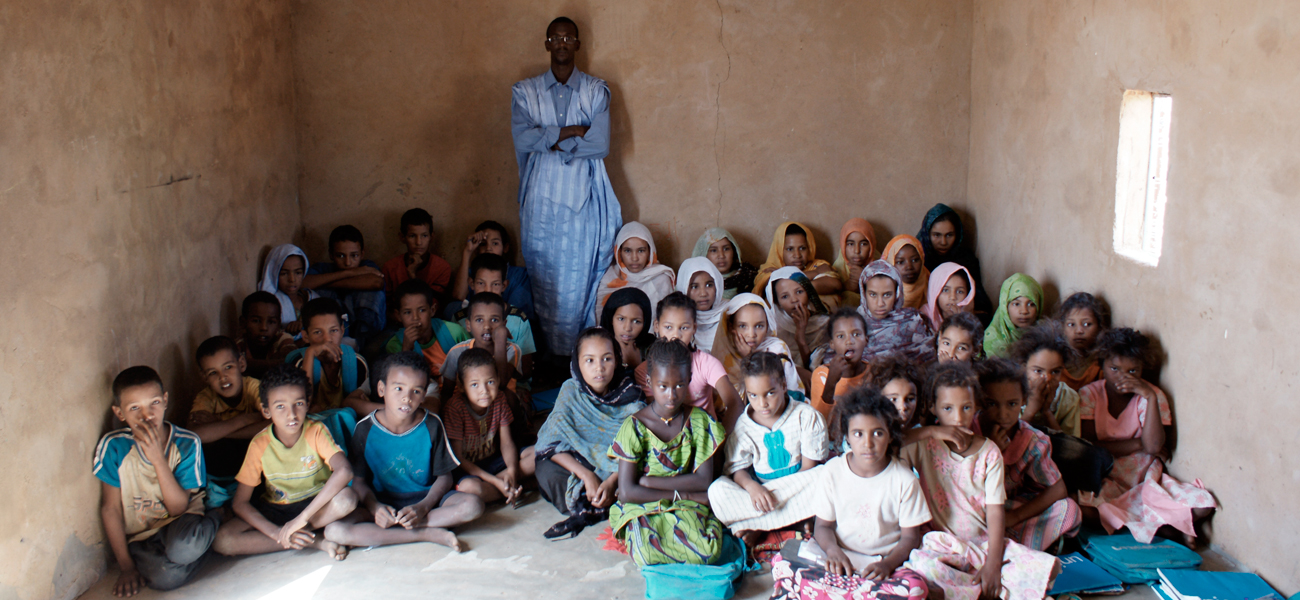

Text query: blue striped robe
(511, 69), (621, 355)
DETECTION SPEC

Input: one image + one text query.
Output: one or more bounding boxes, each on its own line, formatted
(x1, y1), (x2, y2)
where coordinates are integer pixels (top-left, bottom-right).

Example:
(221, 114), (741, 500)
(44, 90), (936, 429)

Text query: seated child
(983, 273), (1043, 358)
(1008, 322), (1081, 436)
(212, 365), (356, 560)
(446, 253), (535, 378)
(677, 256), (727, 351)
(770, 387), (930, 600)
(259, 244), (318, 335)
(450, 220), (536, 323)
(692, 227), (759, 300)
(288, 298), (370, 411)
(922, 263), (977, 330)
(935, 311), (984, 365)
(712, 293), (808, 395)
(831, 218), (877, 309)
(881, 235), (929, 310)
(95, 367), (216, 596)
(600, 287), (655, 370)
(810, 308), (870, 420)
(325, 352), (484, 551)
(609, 339), (727, 566)
(868, 355), (923, 431)
(440, 292), (522, 402)
(635, 292), (743, 431)
(385, 279), (469, 388)
(1057, 292), (1109, 390)
(708, 352), (828, 542)
(765, 267), (831, 369)
(236, 291), (299, 379)
(381, 208), (453, 298)
(755, 222), (842, 310)
(534, 328), (645, 539)
(975, 358), (1082, 551)
(594, 221), (676, 323)
(1078, 328), (1216, 545)
(856, 261), (935, 363)
(917, 203), (993, 316)
(188, 337), (269, 507)
(304, 225), (386, 341)
(447, 348), (534, 504)
(902, 362), (1060, 600)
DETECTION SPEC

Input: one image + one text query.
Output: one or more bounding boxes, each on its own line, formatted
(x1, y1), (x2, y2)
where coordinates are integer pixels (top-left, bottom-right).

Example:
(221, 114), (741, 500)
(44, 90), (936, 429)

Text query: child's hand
(1117, 375), (1157, 400)
(823, 545), (855, 577)
(987, 422), (1014, 451)
(277, 518), (314, 549)
(463, 232), (484, 257)
(930, 425), (974, 452)
(406, 253), (426, 277)
(500, 469), (521, 502)
(313, 342), (342, 364)
(592, 477), (617, 509)
(491, 323), (509, 354)
(396, 503), (429, 529)
(973, 557), (1003, 600)
(351, 265), (383, 278)
(581, 473), (603, 506)
(132, 419), (166, 465)
(113, 568), (145, 597)
(790, 302), (809, 334)
(860, 560), (893, 581)
(373, 503), (399, 528)
(401, 324), (420, 352)
(847, 265), (864, 288)
(826, 353), (849, 382)
(285, 320), (303, 335)
(747, 485), (779, 513)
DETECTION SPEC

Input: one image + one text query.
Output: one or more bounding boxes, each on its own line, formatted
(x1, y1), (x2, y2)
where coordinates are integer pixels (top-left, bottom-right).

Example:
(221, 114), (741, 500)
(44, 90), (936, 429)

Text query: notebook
(1084, 533), (1202, 583)
(1049, 552), (1127, 595)
(1156, 568), (1282, 600)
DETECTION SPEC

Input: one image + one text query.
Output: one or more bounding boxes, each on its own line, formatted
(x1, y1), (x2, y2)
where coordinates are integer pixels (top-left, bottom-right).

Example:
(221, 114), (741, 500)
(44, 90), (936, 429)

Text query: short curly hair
(920, 361), (980, 426)
(259, 364), (311, 408)
(1094, 327), (1153, 368)
(1010, 320), (1077, 365)
(837, 386), (903, 460)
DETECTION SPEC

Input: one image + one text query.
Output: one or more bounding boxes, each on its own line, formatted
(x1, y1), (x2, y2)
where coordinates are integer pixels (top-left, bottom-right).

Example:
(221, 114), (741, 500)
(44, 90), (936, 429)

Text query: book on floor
(1050, 552), (1127, 595)
(1156, 568), (1282, 600)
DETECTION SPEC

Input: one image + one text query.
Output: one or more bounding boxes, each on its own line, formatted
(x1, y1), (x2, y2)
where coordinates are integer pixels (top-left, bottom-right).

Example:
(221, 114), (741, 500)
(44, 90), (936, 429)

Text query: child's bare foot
(739, 529), (763, 549)
(315, 539), (349, 561)
(422, 527), (463, 551)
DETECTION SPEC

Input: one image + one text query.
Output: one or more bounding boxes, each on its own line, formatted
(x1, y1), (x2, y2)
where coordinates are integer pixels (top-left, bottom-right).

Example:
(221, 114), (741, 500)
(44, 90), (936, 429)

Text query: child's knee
(331, 487), (360, 515)
(453, 493), (486, 522)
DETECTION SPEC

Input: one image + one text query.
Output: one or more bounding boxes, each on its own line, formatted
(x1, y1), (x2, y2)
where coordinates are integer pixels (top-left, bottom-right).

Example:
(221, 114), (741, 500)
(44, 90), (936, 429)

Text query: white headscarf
(259, 244), (318, 323)
(763, 267), (831, 367)
(675, 257), (726, 351)
(595, 222), (676, 322)
(710, 293), (806, 395)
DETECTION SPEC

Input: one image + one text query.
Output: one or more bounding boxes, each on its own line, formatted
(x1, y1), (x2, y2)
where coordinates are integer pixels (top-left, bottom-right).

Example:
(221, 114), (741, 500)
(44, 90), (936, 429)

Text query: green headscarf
(983, 273), (1043, 358)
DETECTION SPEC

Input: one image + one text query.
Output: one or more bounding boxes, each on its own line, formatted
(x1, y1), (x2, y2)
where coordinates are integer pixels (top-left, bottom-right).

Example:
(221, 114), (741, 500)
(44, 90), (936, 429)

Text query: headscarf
(534, 334), (644, 512)
(921, 262), (976, 330)
(753, 221), (832, 295)
(675, 257), (727, 351)
(764, 266), (830, 367)
(983, 273), (1044, 358)
(831, 218), (878, 284)
(881, 235), (930, 310)
(917, 203), (994, 316)
(595, 222), (676, 322)
(692, 227), (757, 300)
(709, 293), (806, 395)
(855, 260), (935, 363)
(259, 243), (319, 323)
(600, 287), (656, 353)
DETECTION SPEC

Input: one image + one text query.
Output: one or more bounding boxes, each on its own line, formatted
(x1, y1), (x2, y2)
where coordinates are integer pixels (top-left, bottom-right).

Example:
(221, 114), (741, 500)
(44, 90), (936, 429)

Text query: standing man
(511, 16), (622, 360)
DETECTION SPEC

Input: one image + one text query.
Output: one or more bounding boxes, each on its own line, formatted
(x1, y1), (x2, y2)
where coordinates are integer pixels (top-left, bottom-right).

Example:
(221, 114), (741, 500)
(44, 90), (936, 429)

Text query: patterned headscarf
(856, 260), (935, 363)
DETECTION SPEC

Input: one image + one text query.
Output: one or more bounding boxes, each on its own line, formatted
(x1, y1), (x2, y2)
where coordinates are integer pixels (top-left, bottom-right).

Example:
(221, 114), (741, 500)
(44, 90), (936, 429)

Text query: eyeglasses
(547, 36), (578, 44)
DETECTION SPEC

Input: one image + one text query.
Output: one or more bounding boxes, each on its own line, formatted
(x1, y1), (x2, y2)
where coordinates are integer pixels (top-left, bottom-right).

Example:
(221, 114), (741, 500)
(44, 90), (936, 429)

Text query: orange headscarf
(881, 235), (929, 310)
(832, 218), (878, 284)
(753, 221), (832, 294)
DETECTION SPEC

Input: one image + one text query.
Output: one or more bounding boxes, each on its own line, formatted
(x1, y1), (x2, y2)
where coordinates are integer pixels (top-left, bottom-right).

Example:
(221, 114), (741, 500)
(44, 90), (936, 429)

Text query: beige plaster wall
(292, 0), (971, 272)
(967, 0), (1299, 591)
(0, 1), (299, 598)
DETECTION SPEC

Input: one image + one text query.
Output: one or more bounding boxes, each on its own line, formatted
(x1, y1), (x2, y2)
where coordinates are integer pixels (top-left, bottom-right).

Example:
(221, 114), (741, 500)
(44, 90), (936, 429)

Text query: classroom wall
(0, 1), (299, 598)
(967, 0), (1300, 591)
(291, 0), (972, 270)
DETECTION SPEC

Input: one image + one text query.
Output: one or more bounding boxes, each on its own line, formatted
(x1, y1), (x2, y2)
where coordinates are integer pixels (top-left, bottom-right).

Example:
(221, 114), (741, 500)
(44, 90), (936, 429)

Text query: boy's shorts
(251, 495), (314, 527)
(454, 454), (508, 484)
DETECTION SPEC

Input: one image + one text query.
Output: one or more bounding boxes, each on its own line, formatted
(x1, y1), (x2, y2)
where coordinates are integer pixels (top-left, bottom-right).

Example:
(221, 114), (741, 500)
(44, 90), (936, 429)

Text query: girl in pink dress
(1077, 328), (1217, 545)
(902, 363), (1059, 600)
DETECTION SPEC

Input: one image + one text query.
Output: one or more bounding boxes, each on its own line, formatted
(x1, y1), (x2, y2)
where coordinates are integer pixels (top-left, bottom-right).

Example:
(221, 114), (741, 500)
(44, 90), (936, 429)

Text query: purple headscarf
(856, 260), (935, 363)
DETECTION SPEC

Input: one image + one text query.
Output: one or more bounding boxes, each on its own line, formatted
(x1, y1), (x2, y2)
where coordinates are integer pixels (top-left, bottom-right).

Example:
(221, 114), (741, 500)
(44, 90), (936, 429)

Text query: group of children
(95, 204), (1218, 600)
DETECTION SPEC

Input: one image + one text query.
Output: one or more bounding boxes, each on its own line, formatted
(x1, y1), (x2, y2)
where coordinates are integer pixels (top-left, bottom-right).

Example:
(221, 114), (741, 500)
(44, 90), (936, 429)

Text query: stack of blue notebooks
(1049, 553), (1126, 595)
(1151, 569), (1282, 600)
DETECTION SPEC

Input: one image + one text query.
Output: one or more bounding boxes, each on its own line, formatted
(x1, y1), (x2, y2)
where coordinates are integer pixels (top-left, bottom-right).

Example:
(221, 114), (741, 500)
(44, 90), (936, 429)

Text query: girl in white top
(594, 222), (675, 323)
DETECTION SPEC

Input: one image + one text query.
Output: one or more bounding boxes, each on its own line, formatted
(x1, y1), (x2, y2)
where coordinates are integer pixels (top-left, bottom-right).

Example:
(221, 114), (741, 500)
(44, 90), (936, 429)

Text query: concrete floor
(77, 500), (1240, 600)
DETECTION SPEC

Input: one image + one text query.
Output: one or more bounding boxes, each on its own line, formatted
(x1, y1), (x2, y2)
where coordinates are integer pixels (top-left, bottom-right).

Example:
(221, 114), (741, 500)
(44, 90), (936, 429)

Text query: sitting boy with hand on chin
(94, 366), (216, 597)
(288, 298), (369, 411)
(384, 279), (469, 392)
(440, 292), (522, 404)
(212, 365), (356, 561)
(327, 351), (484, 551)
(447, 253), (535, 379)
(236, 291), (299, 379)
(382, 208), (452, 299)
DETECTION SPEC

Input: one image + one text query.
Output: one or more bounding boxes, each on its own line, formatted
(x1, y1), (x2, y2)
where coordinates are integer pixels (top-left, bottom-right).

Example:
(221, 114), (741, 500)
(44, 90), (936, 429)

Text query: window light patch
(1113, 90), (1172, 267)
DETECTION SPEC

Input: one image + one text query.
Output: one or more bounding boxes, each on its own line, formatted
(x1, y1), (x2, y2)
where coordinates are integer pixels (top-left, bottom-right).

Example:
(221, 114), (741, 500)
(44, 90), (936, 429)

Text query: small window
(1113, 90), (1172, 267)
